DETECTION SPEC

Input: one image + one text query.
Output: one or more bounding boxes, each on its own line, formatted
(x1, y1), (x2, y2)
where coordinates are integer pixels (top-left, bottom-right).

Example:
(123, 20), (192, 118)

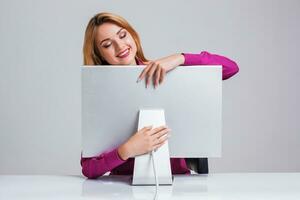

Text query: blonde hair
(83, 12), (148, 65)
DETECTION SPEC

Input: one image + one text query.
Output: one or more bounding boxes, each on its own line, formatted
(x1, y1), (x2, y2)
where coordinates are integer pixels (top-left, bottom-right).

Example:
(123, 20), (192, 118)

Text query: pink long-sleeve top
(81, 51), (239, 179)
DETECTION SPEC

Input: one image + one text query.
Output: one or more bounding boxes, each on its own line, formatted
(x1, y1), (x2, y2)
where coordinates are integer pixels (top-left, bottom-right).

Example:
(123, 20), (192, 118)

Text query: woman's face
(96, 22), (137, 65)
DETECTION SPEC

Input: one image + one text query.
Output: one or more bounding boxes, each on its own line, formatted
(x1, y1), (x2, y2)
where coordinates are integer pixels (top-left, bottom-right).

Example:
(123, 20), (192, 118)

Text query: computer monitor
(81, 65), (222, 185)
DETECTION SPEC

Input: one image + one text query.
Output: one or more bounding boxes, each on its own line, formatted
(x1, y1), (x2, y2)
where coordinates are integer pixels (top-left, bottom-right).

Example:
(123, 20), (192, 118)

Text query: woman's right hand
(117, 125), (171, 160)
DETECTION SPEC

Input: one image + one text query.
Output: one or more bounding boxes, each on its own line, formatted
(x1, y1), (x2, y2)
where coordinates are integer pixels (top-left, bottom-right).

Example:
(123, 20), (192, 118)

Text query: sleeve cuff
(181, 53), (204, 66)
(104, 148), (127, 169)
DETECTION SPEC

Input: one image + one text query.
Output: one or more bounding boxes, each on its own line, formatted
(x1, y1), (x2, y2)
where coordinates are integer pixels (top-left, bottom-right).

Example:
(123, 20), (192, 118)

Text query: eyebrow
(99, 28), (123, 45)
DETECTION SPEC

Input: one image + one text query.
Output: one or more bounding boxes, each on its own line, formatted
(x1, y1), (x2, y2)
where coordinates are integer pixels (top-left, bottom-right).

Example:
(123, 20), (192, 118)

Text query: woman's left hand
(137, 53), (185, 88)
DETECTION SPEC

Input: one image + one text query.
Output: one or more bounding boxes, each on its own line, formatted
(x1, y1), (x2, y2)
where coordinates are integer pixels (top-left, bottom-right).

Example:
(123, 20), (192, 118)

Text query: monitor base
(132, 109), (173, 186)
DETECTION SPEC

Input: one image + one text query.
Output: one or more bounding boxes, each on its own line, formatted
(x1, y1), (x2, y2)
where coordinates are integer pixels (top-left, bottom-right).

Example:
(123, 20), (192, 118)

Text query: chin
(118, 56), (135, 65)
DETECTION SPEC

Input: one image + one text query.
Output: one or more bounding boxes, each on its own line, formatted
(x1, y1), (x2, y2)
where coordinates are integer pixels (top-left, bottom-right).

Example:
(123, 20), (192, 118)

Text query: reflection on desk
(82, 174), (208, 199)
(1, 173), (300, 200)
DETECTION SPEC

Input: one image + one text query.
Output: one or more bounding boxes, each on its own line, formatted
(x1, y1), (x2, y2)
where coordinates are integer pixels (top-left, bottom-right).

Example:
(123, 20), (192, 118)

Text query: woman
(81, 12), (239, 179)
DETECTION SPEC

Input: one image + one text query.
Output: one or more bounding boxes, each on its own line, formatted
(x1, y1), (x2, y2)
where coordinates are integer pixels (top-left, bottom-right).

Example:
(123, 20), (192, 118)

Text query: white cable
(151, 150), (158, 200)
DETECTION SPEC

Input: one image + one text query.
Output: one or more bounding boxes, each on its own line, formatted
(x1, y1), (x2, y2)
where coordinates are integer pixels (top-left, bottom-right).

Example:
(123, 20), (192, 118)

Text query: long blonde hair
(83, 12), (148, 65)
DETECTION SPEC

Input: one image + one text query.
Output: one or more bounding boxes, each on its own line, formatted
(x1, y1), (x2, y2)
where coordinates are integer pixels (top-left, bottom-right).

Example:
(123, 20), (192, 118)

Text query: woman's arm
(80, 148), (126, 179)
(81, 126), (170, 179)
(138, 51), (239, 88)
(182, 51), (239, 80)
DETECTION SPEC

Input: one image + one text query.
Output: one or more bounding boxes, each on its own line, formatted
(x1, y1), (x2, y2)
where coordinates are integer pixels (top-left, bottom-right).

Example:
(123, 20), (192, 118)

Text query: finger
(147, 125), (168, 135)
(146, 63), (158, 88)
(154, 67), (161, 88)
(138, 63), (152, 82)
(159, 68), (165, 84)
(139, 125), (153, 133)
(148, 63), (158, 78)
(153, 140), (167, 151)
(152, 128), (171, 140)
(144, 62), (154, 88)
(154, 134), (170, 146)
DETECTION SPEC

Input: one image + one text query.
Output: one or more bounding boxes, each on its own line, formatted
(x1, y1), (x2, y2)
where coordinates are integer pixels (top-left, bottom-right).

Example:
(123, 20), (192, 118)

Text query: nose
(114, 39), (126, 52)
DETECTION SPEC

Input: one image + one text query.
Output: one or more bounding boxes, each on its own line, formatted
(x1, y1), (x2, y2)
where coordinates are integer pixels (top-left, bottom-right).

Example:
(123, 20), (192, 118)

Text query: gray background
(0, 0), (299, 175)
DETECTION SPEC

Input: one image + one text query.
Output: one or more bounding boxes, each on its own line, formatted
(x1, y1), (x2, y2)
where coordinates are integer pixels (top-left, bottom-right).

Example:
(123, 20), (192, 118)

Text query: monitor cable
(151, 150), (158, 200)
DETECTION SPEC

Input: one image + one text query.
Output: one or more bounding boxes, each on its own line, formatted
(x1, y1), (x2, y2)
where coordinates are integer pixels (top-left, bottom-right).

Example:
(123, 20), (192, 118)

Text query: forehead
(96, 22), (122, 41)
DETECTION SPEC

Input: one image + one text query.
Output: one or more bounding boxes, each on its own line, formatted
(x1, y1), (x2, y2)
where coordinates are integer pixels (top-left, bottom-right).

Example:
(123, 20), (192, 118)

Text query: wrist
(178, 53), (185, 65)
(117, 143), (130, 161)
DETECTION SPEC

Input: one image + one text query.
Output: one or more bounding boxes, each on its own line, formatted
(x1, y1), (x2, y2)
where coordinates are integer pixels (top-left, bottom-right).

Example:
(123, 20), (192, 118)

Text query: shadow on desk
(81, 174), (208, 199)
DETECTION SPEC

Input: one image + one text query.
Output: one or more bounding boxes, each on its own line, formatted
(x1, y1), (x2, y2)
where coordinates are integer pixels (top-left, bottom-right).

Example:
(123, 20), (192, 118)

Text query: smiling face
(95, 22), (138, 65)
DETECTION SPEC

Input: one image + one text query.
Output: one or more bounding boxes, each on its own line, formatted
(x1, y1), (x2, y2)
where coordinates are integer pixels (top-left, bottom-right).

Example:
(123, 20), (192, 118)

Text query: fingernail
(136, 77), (141, 83)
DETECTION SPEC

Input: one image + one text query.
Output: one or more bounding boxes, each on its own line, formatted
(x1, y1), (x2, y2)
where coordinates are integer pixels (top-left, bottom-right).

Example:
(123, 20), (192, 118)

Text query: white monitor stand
(132, 109), (173, 185)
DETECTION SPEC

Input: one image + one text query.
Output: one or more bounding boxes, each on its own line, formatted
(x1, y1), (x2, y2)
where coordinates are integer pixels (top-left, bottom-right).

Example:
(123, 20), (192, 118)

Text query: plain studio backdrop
(0, 0), (299, 175)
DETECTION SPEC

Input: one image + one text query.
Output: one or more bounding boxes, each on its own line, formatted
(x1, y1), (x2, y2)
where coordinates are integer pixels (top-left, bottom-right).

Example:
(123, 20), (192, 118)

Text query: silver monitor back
(81, 65), (222, 158)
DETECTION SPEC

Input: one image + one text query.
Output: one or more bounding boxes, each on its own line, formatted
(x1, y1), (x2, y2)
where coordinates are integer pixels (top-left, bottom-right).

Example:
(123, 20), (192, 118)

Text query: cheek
(125, 36), (136, 47)
(101, 48), (116, 60)
(127, 38), (137, 52)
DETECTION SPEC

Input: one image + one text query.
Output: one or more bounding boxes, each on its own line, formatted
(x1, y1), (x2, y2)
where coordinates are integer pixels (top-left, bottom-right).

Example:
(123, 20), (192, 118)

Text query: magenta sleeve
(182, 51), (239, 80)
(80, 147), (126, 179)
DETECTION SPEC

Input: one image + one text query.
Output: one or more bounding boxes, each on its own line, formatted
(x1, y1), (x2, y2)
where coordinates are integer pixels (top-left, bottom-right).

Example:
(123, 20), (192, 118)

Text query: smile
(117, 48), (130, 58)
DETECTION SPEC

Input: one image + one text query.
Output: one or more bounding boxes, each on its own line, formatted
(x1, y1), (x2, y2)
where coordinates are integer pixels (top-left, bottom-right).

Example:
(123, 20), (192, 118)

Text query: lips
(117, 48), (130, 58)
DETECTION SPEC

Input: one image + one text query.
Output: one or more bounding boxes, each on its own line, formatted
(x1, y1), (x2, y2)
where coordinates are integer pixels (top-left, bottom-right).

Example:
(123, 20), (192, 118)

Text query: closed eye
(100, 29), (126, 48)
(103, 43), (111, 48)
(120, 31), (127, 39)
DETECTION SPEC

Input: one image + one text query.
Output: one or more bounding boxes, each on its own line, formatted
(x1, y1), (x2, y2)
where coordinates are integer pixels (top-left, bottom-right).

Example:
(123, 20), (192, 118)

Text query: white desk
(0, 173), (299, 200)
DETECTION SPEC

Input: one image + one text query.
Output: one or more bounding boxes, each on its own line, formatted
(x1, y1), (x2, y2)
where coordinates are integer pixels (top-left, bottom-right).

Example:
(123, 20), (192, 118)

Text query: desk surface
(1, 173), (299, 200)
